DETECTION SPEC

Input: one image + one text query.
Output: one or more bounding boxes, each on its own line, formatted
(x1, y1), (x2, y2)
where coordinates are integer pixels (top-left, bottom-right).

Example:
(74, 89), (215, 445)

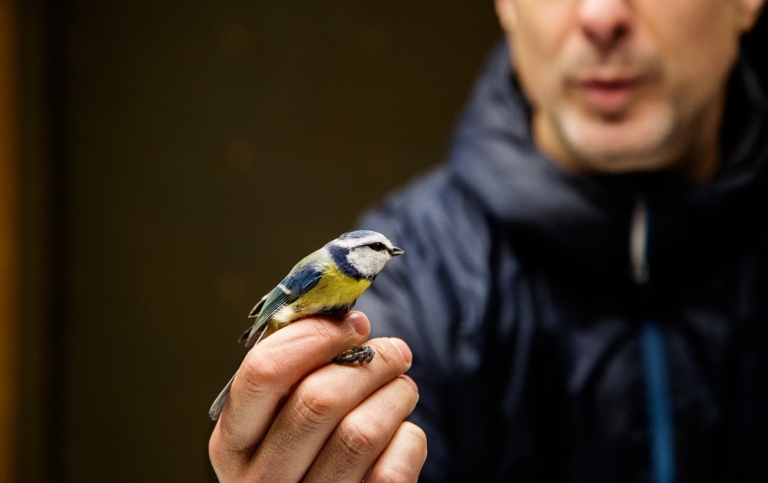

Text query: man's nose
(578, 0), (633, 50)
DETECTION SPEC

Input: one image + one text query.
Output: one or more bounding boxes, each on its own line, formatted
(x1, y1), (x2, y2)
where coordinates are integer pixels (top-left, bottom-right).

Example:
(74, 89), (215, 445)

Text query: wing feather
(241, 259), (325, 347)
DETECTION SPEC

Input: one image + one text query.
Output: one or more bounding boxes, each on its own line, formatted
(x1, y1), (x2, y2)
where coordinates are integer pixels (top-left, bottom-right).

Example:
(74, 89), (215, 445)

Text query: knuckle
(208, 428), (242, 478)
(302, 317), (357, 353)
(291, 384), (338, 430)
(207, 430), (226, 467)
(238, 349), (284, 399)
(336, 416), (387, 459)
(309, 317), (337, 342)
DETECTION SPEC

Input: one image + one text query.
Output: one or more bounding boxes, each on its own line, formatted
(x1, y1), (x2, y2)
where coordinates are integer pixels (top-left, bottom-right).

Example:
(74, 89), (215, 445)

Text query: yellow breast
(291, 263), (371, 318)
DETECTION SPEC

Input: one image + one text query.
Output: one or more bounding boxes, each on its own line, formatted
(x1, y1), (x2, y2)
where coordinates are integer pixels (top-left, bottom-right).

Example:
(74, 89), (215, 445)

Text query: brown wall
(15, 2), (500, 481)
(0, 0), (19, 481)
(11, 2), (768, 482)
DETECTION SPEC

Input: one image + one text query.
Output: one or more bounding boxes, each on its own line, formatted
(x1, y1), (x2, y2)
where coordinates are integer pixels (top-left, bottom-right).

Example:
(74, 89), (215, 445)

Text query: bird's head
(327, 230), (404, 280)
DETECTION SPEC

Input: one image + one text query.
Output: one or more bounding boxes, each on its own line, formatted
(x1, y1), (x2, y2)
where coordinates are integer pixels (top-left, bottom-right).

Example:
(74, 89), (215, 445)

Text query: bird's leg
(333, 345), (375, 365)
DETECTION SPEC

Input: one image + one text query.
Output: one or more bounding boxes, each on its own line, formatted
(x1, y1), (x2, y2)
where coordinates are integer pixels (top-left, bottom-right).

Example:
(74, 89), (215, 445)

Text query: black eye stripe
(366, 242), (388, 251)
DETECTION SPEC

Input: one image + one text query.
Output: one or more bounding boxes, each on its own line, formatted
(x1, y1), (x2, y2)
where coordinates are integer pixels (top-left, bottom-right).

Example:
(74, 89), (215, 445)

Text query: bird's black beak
(390, 246), (404, 256)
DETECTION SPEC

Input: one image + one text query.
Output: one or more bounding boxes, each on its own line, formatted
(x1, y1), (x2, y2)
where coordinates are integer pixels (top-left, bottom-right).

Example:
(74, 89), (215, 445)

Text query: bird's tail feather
(213, 321), (280, 419)
(243, 322), (275, 348)
(211, 324), (273, 420)
(209, 373), (236, 421)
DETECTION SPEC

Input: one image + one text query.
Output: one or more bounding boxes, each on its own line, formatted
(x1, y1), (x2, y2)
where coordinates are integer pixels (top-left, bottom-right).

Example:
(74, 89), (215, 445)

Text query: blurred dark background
(2, 1), (766, 482)
(4, 1), (500, 481)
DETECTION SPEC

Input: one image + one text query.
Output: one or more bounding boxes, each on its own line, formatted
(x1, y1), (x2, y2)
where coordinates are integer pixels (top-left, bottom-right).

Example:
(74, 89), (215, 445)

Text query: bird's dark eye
(368, 242), (387, 251)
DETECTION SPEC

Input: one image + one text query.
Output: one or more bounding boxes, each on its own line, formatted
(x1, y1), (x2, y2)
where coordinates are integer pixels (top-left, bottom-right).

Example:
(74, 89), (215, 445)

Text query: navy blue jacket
(356, 43), (768, 482)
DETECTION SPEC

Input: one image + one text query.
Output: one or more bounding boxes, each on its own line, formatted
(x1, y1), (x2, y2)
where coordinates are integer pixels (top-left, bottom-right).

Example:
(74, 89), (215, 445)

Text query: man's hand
(209, 311), (427, 482)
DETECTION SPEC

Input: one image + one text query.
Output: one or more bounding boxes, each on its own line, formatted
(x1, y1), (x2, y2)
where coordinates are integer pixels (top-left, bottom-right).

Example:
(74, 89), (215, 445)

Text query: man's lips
(572, 75), (644, 113)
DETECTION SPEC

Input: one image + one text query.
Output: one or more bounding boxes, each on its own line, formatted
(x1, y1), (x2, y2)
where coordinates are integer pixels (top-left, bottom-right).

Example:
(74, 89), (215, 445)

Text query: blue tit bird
(209, 230), (404, 421)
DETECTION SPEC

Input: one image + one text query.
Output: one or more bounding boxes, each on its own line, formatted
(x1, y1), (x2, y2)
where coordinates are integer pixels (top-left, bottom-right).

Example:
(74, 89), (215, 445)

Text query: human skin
(495, 0), (766, 181)
(208, 312), (427, 482)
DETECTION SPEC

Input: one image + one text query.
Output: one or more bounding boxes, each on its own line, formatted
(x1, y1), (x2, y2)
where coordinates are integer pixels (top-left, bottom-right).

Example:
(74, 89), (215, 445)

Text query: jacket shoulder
(355, 165), (506, 367)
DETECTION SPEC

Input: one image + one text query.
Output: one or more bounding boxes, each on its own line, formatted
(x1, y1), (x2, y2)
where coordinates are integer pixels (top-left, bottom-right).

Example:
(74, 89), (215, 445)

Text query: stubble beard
(553, 101), (681, 175)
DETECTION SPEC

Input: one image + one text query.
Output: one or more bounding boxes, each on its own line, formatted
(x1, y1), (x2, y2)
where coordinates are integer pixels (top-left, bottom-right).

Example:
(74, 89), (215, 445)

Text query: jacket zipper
(631, 194), (677, 483)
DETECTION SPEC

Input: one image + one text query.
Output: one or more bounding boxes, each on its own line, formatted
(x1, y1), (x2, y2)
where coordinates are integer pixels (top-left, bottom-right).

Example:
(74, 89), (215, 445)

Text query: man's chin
(559, 110), (677, 175)
(573, 151), (675, 175)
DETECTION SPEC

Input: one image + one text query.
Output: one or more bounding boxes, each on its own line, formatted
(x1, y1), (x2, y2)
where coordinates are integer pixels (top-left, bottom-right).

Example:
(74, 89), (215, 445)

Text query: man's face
(495, 0), (764, 179)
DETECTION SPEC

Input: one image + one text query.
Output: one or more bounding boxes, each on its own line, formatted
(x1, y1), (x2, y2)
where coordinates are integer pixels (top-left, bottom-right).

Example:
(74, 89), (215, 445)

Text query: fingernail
(345, 311), (370, 336)
(389, 337), (412, 366)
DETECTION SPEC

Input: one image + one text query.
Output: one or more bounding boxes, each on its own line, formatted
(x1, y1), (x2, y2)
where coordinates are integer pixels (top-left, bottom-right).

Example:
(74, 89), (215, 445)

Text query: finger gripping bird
(209, 230), (404, 421)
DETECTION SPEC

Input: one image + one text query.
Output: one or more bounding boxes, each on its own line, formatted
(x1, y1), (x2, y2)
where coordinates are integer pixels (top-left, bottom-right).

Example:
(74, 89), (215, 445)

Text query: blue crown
(338, 230), (379, 240)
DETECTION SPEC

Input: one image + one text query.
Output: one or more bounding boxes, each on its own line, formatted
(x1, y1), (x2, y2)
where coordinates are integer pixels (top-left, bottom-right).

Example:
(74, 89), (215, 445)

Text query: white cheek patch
(346, 248), (388, 279)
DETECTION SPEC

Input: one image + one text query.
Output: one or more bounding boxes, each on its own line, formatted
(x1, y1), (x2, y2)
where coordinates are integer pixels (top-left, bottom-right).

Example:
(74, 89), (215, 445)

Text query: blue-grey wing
(281, 261), (325, 295)
(241, 261), (325, 346)
(259, 263), (324, 321)
(240, 286), (290, 347)
(247, 293), (269, 318)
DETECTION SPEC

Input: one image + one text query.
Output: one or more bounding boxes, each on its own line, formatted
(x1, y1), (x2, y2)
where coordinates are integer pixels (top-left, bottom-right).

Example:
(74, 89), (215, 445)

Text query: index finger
(209, 312), (370, 464)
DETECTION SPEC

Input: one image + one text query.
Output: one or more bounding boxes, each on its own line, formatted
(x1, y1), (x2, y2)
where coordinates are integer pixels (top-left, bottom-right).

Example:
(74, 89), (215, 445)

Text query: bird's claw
(333, 344), (375, 365)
